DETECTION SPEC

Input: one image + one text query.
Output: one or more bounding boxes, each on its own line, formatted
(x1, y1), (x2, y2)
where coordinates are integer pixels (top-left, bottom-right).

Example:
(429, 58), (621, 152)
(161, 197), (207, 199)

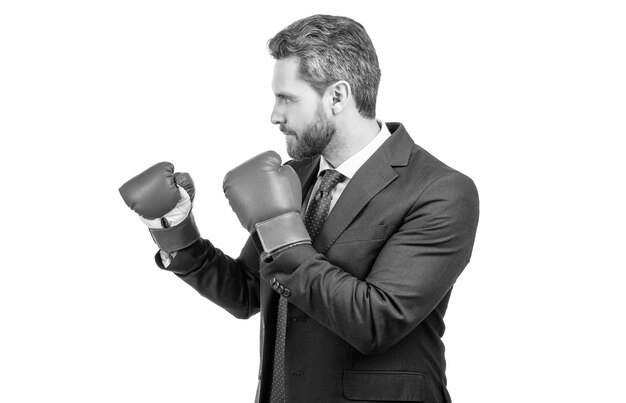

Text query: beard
(282, 105), (336, 161)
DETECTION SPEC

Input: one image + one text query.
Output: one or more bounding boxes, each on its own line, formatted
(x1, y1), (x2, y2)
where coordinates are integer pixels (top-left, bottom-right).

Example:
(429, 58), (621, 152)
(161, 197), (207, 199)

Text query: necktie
(269, 169), (346, 403)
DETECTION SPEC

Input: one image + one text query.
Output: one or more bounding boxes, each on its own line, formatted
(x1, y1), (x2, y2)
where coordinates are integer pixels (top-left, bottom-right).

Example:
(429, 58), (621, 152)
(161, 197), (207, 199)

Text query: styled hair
(268, 14), (381, 119)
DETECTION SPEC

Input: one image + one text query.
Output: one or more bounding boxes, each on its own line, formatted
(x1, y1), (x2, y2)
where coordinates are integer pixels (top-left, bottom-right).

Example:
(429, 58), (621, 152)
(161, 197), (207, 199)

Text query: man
(120, 14), (479, 403)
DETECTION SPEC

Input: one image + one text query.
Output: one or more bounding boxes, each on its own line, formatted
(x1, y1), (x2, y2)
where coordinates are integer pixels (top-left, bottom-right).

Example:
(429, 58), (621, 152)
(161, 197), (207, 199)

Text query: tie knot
(318, 169), (346, 193)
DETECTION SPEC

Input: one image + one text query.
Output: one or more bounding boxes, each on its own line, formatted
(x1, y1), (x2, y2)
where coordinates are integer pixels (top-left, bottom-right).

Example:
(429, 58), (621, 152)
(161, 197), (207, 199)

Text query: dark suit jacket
(158, 123), (479, 402)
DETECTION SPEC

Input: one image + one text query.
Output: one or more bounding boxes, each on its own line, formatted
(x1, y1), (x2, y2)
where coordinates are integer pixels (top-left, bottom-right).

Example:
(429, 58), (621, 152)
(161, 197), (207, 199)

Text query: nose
(270, 101), (284, 125)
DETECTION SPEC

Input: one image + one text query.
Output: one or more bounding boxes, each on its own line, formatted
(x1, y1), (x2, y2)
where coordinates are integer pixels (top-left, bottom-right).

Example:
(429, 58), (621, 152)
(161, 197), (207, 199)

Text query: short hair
(268, 14), (381, 119)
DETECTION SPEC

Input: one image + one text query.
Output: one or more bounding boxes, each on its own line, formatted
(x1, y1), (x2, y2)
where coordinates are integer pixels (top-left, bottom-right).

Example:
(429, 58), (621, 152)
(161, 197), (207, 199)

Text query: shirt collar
(318, 121), (391, 179)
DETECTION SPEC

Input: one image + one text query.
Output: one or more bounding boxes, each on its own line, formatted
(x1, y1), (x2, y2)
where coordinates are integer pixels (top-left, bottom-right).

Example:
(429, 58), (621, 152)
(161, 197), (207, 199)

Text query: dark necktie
(269, 169), (346, 403)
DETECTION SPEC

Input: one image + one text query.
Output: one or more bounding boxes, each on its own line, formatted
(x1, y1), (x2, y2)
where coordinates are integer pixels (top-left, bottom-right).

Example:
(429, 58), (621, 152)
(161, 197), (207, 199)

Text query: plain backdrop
(1, 1), (625, 402)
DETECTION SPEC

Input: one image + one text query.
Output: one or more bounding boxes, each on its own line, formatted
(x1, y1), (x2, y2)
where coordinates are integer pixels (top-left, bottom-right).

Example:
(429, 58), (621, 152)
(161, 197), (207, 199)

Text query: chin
(288, 147), (321, 161)
(285, 138), (298, 159)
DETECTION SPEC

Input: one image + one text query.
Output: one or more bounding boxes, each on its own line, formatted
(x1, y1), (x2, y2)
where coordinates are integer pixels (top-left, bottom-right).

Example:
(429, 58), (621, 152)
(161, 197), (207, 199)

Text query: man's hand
(223, 151), (310, 261)
(119, 162), (200, 252)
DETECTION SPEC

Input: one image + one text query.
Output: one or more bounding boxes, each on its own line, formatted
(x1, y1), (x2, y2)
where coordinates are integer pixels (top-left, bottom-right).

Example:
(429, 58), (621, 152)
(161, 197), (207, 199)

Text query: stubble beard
(283, 106), (336, 161)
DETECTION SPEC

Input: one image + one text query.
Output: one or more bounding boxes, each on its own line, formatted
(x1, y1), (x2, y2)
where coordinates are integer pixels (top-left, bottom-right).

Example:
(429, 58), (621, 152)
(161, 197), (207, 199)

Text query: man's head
(268, 15), (381, 160)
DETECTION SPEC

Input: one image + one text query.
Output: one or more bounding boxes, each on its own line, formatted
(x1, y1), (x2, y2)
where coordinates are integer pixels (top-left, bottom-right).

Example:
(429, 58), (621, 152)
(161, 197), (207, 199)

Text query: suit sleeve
(259, 171), (479, 354)
(155, 236), (261, 319)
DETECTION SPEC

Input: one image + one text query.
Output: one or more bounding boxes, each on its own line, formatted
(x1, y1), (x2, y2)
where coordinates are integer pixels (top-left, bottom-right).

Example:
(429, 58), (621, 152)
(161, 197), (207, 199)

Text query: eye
(276, 94), (295, 105)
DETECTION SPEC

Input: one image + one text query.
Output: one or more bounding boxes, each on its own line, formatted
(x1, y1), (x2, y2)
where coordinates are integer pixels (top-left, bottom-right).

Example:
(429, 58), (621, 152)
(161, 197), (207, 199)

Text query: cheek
(286, 107), (313, 131)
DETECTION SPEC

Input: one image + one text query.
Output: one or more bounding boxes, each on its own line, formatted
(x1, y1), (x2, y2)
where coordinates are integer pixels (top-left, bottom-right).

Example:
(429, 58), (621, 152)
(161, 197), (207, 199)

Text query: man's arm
(258, 171), (479, 354)
(119, 161), (261, 320)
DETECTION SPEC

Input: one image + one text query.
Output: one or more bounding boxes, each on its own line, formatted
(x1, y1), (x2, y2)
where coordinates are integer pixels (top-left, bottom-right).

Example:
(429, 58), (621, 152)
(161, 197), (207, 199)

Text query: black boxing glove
(223, 151), (310, 261)
(119, 162), (200, 252)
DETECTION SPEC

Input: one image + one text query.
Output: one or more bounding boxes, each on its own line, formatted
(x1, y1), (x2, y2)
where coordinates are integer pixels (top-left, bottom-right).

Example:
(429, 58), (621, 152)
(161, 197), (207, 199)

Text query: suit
(158, 122), (480, 402)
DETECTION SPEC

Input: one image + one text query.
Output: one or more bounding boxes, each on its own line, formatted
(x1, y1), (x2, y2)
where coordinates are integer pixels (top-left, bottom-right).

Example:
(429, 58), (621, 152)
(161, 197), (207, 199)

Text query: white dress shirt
(307, 121), (391, 213)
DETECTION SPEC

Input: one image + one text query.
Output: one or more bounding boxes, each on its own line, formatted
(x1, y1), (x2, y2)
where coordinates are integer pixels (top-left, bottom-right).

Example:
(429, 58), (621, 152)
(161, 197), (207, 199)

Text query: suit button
(272, 282), (279, 291)
(270, 277), (276, 286)
(283, 288), (291, 297)
(278, 285), (285, 293)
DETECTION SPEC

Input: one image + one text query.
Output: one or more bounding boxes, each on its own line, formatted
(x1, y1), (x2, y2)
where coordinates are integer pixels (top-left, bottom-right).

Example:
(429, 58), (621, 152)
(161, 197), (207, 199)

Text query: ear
(327, 81), (351, 115)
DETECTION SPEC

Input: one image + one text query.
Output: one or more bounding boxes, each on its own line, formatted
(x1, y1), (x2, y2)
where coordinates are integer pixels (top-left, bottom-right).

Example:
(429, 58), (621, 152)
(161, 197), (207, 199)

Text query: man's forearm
(156, 238), (262, 320)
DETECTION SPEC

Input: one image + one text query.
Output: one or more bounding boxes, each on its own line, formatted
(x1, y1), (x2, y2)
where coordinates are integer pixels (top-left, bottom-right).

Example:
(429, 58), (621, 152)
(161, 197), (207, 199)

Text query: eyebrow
(274, 93), (296, 100)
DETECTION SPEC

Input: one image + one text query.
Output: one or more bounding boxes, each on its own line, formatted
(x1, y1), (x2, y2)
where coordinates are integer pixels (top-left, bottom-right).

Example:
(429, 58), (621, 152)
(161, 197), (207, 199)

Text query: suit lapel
(313, 123), (414, 254)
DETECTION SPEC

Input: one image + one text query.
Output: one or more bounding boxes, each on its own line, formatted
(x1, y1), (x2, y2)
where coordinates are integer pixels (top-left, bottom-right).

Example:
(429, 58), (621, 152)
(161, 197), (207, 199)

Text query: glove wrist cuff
(149, 212), (200, 252)
(255, 212), (311, 261)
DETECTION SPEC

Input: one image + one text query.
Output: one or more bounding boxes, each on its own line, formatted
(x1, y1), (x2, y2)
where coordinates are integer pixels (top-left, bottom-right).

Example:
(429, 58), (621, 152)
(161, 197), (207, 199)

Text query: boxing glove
(223, 151), (310, 261)
(119, 162), (200, 252)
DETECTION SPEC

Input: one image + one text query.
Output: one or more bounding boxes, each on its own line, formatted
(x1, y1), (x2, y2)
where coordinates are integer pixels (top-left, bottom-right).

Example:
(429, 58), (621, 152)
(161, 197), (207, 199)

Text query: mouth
(280, 126), (297, 137)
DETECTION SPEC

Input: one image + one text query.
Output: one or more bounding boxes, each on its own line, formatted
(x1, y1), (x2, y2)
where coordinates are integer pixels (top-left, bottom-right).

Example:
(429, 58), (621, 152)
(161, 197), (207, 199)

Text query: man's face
(271, 57), (336, 160)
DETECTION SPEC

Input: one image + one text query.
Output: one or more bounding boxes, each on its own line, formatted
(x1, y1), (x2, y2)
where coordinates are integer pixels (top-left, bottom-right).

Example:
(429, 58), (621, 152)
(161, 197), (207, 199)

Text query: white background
(1, 1), (625, 402)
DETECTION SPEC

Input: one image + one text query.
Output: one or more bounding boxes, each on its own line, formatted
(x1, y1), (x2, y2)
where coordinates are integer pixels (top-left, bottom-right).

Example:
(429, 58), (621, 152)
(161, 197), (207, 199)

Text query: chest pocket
(335, 224), (388, 244)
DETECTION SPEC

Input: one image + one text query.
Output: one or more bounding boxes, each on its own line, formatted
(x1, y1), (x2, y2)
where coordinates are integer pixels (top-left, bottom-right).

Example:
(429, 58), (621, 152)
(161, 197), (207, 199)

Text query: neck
(323, 117), (381, 168)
